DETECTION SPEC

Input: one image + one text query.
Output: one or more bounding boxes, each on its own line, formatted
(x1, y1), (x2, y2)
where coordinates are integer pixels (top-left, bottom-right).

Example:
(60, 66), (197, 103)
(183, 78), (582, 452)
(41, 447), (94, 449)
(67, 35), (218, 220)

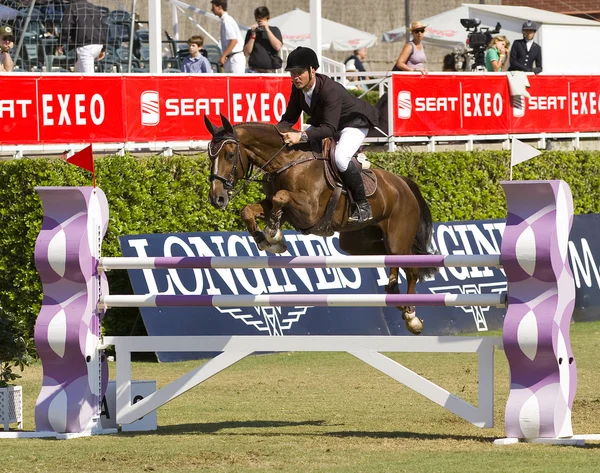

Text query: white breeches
(334, 127), (368, 171)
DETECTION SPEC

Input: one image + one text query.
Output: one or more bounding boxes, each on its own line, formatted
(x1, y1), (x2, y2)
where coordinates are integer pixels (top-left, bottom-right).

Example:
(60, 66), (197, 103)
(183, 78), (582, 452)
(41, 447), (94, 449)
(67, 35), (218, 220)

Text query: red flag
(67, 145), (96, 186)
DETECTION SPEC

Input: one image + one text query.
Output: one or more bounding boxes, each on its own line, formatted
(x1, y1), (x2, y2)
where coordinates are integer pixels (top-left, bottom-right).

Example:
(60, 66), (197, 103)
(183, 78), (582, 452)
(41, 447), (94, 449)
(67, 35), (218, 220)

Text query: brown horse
(203, 114), (437, 334)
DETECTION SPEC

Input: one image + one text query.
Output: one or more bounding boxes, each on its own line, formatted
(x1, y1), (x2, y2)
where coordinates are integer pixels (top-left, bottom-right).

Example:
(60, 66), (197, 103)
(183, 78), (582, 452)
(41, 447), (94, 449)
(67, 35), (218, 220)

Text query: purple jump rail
(98, 254), (501, 270)
(34, 180), (576, 440)
(99, 293), (506, 308)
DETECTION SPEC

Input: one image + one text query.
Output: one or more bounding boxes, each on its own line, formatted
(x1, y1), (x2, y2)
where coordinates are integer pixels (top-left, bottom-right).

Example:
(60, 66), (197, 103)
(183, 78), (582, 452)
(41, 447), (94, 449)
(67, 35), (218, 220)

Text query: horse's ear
(221, 114), (235, 135)
(204, 115), (218, 137)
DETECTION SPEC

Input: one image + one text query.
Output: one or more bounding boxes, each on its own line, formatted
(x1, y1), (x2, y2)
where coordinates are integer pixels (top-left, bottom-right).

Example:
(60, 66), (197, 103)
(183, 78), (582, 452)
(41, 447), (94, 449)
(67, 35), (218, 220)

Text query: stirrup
(348, 202), (373, 224)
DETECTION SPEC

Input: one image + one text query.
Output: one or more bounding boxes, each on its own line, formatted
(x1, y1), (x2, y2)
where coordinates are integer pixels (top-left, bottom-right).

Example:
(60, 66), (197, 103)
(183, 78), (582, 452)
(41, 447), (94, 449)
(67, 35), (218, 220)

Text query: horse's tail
(402, 177), (438, 282)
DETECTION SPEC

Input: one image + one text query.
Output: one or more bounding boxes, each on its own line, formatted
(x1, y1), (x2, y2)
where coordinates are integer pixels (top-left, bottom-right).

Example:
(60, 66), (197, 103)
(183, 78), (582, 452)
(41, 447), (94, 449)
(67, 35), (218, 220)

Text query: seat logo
(397, 91), (412, 119)
(140, 91), (160, 126)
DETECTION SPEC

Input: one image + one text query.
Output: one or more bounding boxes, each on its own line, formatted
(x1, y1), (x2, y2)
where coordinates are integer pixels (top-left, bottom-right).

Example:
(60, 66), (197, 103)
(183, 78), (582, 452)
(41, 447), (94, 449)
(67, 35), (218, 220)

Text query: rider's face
(289, 68), (313, 91)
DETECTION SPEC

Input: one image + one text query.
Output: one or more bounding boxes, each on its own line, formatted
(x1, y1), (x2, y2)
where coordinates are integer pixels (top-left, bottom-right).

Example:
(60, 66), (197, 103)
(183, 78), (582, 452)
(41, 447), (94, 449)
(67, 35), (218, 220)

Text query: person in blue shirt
(181, 35), (213, 73)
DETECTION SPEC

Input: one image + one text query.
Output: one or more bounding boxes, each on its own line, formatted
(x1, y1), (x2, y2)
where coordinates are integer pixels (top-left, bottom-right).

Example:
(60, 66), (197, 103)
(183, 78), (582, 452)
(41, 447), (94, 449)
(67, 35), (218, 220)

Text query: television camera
(459, 18), (502, 71)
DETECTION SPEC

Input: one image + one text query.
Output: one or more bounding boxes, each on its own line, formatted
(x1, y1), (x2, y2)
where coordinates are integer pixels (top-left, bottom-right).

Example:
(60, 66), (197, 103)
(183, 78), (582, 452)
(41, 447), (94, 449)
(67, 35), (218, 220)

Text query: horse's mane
(234, 122), (296, 134)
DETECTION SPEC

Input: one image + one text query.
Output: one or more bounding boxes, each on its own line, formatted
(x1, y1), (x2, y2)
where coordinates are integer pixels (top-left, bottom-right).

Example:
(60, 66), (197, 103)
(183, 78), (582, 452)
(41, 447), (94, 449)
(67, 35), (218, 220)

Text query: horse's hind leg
(383, 266), (422, 335)
(400, 267), (423, 335)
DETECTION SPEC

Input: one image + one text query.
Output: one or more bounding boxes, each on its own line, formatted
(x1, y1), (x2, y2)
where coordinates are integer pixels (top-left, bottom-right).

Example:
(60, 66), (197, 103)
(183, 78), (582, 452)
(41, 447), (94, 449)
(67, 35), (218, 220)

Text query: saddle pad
(323, 158), (377, 198)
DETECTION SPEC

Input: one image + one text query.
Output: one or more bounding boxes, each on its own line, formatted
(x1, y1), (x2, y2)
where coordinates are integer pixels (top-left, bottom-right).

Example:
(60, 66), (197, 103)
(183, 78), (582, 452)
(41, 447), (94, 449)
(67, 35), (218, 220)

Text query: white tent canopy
(381, 4), (600, 49)
(270, 8), (377, 52)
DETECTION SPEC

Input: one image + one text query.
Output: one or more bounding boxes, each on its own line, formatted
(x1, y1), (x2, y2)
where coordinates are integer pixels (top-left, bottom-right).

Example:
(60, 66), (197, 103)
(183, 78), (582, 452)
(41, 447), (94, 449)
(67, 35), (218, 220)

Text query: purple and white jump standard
(29, 180), (578, 444)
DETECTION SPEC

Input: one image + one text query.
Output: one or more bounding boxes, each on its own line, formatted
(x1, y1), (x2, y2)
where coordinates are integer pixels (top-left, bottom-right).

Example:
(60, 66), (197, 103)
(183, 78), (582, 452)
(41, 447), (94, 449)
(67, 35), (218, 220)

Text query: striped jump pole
(98, 254), (502, 271)
(32, 180), (576, 442)
(99, 293), (506, 309)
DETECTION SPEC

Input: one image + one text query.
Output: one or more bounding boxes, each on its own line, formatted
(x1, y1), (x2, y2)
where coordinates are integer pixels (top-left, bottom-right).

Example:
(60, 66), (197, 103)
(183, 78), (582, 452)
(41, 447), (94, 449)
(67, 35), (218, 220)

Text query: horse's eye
(226, 151), (235, 161)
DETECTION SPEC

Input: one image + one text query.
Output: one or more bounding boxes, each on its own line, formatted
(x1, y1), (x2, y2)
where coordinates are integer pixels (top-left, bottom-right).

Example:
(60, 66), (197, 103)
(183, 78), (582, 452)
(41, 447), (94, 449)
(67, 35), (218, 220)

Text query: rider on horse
(278, 47), (379, 224)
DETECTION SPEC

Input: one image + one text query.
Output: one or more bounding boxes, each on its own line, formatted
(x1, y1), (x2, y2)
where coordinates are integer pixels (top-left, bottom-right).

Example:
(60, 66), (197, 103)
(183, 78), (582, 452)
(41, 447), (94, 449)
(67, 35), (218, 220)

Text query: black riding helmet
(285, 47), (320, 71)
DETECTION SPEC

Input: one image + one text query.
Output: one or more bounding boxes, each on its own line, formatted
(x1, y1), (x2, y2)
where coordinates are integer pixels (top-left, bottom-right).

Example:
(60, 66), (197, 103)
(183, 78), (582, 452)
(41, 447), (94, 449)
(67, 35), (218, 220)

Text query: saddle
(320, 138), (377, 197)
(302, 138), (378, 237)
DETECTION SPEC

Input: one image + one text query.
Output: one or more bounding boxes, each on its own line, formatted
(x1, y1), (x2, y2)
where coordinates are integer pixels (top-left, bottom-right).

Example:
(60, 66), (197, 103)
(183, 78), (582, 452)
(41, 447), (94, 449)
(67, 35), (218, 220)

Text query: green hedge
(1, 150), (599, 346)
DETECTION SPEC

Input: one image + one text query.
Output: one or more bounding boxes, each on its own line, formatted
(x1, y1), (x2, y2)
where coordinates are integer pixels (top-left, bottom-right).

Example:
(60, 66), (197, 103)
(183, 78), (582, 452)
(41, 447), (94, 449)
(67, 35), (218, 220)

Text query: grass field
(4, 322), (600, 473)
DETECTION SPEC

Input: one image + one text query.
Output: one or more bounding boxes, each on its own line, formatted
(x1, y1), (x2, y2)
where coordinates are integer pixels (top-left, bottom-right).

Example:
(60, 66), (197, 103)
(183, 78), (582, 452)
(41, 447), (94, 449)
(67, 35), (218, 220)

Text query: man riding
(278, 47), (379, 224)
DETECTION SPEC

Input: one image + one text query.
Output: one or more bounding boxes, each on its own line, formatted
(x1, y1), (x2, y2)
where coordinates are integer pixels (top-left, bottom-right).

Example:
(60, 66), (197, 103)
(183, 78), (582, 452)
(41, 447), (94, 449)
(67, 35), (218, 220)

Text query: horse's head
(204, 114), (248, 209)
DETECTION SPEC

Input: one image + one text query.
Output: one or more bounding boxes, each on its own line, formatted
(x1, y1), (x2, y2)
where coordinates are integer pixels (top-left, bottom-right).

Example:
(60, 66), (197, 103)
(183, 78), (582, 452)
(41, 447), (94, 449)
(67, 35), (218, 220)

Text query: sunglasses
(1, 36), (13, 41)
(413, 28), (425, 34)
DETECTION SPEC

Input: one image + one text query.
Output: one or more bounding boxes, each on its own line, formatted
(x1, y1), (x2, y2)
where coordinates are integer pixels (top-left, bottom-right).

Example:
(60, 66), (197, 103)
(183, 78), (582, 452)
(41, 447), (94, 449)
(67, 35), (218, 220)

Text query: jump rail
(17, 180), (578, 444)
(98, 254), (502, 270)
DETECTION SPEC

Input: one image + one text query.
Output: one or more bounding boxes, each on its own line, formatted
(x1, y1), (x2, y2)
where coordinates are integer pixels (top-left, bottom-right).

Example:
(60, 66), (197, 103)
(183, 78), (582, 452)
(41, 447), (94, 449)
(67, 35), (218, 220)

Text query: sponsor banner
(120, 221), (508, 361)
(1, 74), (598, 144)
(37, 76), (126, 142)
(120, 214), (600, 362)
(0, 77), (38, 143)
(0, 75), (296, 145)
(124, 76), (230, 141)
(392, 74), (600, 136)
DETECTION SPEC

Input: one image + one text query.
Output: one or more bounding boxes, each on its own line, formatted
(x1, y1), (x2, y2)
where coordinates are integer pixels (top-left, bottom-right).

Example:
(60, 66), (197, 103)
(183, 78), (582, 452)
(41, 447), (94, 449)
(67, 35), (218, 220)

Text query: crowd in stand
(0, 0), (542, 76)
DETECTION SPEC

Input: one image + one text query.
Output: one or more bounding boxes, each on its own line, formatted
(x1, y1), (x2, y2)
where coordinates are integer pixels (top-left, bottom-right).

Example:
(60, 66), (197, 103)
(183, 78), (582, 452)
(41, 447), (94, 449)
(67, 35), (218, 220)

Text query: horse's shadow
(120, 420), (524, 445)
(141, 419), (329, 436)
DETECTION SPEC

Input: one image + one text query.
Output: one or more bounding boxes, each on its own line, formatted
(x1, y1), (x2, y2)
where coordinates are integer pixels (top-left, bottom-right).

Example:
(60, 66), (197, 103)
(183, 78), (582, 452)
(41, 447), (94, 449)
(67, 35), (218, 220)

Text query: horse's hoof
(385, 281), (399, 294)
(403, 310), (423, 335)
(265, 228), (283, 244)
(253, 231), (271, 251)
(268, 241), (288, 254)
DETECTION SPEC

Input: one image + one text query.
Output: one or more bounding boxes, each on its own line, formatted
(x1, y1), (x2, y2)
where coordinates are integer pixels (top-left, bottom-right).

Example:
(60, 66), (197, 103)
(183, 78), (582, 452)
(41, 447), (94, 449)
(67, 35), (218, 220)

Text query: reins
(208, 125), (326, 203)
(227, 142), (288, 200)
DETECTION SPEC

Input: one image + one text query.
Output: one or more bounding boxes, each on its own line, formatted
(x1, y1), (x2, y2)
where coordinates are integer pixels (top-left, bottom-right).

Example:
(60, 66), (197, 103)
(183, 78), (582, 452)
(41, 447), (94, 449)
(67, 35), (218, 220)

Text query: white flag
(511, 138), (541, 167)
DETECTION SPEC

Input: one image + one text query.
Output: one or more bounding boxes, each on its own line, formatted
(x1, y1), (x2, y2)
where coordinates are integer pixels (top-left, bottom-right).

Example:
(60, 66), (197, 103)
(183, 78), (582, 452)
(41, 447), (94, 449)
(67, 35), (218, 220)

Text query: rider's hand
(282, 131), (302, 146)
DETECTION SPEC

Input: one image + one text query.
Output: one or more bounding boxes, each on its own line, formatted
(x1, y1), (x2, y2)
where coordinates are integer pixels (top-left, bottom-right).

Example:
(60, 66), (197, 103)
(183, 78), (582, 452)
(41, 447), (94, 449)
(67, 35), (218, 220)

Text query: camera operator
(485, 36), (510, 72)
(459, 19), (501, 72)
(509, 21), (542, 74)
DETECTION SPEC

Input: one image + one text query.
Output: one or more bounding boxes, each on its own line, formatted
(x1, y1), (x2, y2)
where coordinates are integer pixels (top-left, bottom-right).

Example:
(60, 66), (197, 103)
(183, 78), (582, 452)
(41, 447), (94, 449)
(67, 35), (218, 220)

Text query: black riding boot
(340, 160), (373, 223)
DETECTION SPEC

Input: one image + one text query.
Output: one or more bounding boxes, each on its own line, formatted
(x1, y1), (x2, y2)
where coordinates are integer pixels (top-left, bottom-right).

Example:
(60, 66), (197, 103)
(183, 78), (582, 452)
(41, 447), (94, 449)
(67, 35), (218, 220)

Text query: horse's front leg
(263, 190), (290, 250)
(241, 200), (274, 253)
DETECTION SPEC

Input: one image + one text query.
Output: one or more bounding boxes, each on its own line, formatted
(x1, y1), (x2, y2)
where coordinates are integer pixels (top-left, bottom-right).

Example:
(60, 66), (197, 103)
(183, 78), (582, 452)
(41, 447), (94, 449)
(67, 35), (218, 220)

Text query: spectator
(0, 25), (14, 72)
(393, 21), (427, 74)
(344, 48), (367, 74)
(181, 35), (212, 73)
(509, 21), (542, 74)
(485, 36), (510, 72)
(56, 0), (107, 73)
(243, 6), (283, 73)
(210, 0), (245, 74)
(443, 53), (456, 72)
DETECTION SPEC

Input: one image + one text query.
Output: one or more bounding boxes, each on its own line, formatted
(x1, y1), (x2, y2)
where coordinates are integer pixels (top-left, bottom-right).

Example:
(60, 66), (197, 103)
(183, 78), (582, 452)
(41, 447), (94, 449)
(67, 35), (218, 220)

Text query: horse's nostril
(217, 196), (226, 206)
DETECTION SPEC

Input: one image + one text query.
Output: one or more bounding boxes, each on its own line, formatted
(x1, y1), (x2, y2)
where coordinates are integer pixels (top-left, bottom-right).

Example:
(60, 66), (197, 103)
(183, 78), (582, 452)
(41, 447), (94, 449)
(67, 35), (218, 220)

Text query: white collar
(304, 79), (316, 99)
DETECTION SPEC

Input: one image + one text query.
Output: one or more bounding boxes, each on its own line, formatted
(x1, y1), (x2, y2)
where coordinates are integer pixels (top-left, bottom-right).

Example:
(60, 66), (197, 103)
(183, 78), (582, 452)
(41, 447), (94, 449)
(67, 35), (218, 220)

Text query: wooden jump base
(2, 180), (584, 444)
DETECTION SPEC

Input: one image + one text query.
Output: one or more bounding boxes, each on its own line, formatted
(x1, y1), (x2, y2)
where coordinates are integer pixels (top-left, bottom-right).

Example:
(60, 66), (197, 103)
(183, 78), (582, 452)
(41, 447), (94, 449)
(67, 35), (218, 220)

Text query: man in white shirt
(210, 0), (245, 74)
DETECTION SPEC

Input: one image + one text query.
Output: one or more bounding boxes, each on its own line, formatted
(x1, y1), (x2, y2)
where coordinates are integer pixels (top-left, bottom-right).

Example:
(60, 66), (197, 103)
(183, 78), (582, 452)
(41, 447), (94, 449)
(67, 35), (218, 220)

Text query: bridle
(207, 126), (325, 202)
(207, 138), (249, 191)
(207, 132), (288, 199)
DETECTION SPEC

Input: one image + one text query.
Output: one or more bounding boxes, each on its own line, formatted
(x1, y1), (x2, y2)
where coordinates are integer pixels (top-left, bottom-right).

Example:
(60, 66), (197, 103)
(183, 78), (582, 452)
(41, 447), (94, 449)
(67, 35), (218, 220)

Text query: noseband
(207, 138), (247, 191)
